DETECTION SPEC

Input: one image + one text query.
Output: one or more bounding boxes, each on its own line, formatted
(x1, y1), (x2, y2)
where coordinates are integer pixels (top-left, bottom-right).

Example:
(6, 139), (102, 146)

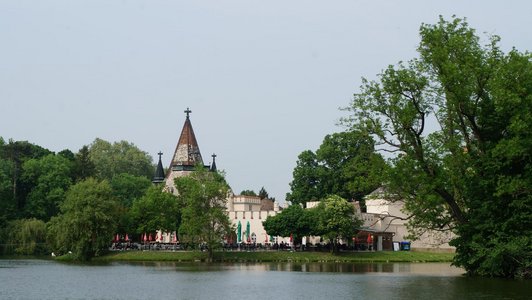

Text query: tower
(164, 108), (208, 193)
(152, 151), (165, 184)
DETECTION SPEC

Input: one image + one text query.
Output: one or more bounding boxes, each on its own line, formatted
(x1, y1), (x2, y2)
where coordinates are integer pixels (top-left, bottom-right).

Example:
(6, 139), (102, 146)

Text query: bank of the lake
(88, 250), (455, 263)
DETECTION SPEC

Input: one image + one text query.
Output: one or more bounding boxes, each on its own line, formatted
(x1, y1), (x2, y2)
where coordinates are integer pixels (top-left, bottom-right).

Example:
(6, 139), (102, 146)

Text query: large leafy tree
(110, 173), (152, 234)
(22, 154), (73, 221)
(72, 145), (95, 182)
(286, 150), (324, 205)
(262, 204), (318, 245)
(286, 131), (386, 207)
(315, 195), (361, 253)
(3, 218), (48, 255)
(47, 178), (119, 260)
(0, 139), (51, 215)
(176, 167), (232, 261)
(88, 138), (154, 180)
(129, 186), (181, 235)
(343, 16), (531, 278)
(0, 139), (15, 226)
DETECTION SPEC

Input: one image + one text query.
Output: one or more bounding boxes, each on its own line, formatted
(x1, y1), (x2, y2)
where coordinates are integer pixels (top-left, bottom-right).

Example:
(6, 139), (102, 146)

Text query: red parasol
(148, 233), (153, 242)
(143, 233), (147, 242)
(125, 234), (129, 242)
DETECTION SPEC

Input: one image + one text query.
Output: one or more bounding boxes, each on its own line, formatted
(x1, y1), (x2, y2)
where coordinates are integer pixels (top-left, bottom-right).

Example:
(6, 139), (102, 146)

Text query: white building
(362, 187), (455, 251)
(155, 108), (286, 245)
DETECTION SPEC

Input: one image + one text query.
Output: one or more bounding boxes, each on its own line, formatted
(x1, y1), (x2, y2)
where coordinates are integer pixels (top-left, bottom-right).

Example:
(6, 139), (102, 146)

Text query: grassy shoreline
(91, 250), (454, 263)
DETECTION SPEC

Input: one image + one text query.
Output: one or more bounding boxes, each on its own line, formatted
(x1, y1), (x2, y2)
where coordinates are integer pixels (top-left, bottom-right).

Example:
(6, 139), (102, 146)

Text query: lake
(0, 259), (529, 299)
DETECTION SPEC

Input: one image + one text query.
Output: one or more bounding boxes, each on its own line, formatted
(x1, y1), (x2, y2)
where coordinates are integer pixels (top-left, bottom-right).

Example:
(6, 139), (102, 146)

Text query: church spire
(152, 151), (165, 184)
(168, 108), (204, 172)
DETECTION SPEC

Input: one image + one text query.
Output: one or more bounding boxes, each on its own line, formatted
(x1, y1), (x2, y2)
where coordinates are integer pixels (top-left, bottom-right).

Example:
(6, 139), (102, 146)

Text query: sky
(1, 1), (531, 203)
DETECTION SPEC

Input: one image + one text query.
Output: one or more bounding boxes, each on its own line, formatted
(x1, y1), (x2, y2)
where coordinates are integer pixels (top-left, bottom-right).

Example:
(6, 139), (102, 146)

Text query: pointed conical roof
(152, 151), (165, 184)
(169, 108), (204, 171)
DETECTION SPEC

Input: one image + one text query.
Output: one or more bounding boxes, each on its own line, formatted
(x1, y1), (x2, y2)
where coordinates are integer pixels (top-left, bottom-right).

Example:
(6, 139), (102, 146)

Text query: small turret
(152, 151), (165, 184)
(210, 153), (217, 172)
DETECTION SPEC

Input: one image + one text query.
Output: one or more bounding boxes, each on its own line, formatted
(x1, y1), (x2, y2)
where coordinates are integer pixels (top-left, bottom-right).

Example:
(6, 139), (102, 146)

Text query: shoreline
(1, 250), (455, 263)
(92, 250), (455, 263)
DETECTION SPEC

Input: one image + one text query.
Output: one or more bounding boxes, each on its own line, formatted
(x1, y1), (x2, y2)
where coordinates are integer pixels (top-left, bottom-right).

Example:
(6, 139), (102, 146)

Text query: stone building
(362, 187), (455, 252)
(155, 108), (283, 245)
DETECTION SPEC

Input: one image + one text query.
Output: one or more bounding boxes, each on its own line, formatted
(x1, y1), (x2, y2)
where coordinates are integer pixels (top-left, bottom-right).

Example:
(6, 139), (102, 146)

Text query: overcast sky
(1, 1), (531, 203)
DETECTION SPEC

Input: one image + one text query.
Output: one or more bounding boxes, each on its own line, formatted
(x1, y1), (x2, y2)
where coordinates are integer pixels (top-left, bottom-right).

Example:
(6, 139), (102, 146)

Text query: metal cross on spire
(157, 151), (163, 160)
(184, 107), (192, 118)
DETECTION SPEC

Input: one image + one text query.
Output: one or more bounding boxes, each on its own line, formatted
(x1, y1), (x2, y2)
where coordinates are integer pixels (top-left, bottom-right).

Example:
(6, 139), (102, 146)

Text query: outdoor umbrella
(237, 221), (241, 243)
(125, 234), (129, 242)
(149, 233), (153, 242)
(246, 221), (250, 243)
(143, 233), (147, 243)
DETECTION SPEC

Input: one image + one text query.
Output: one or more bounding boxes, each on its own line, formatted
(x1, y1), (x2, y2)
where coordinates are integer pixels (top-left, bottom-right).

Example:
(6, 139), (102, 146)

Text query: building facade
(157, 108), (285, 245)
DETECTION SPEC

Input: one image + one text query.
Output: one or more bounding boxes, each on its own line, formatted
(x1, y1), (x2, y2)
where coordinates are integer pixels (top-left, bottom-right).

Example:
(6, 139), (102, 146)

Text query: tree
(2, 218), (48, 255)
(316, 131), (386, 203)
(0, 141), (15, 227)
(129, 186), (181, 235)
(343, 16), (531, 278)
(72, 145), (95, 182)
(47, 178), (119, 260)
(22, 154), (73, 221)
(88, 138), (154, 180)
(286, 131), (386, 207)
(176, 167), (232, 261)
(110, 173), (151, 208)
(262, 204), (319, 246)
(0, 139), (52, 215)
(258, 187), (269, 199)
(240, 190), (257, 196)
(315, 195), (361, 253)
(286, 150), (323, 205)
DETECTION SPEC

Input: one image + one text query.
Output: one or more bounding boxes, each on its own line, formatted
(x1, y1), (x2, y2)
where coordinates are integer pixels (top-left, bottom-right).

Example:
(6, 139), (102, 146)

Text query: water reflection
(0, 260), (529, 300)
(125, 261), (464, 276)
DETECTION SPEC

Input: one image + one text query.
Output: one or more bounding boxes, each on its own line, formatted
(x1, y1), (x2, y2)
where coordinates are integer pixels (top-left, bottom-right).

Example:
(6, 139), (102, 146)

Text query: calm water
(0, 259), (529, 299)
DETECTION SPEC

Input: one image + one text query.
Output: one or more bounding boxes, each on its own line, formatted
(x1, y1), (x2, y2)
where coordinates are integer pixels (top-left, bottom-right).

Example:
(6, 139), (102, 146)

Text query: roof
(152, 152), (165, 184)
(169, 109), (204, 169)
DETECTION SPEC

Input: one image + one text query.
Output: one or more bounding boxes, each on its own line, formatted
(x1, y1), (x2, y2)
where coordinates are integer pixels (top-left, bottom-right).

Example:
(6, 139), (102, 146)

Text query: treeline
(0, 137), (155, 257)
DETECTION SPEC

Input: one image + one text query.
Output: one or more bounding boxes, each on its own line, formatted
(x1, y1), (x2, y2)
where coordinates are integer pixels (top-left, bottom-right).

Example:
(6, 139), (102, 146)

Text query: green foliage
(88, 138), (154, 180)
(176, 167), (232, 260)
(73, 145), (95, 181)
(315, 195), (361, 253)
(286, 131), (386, 207)
(262, 204), (315, 244)
(0, 155), (15, 227)
(22, 154), (73, 221)
(240, 190), (257, 196)
(286, 150), (323, 204)
(258, 187), (269, 199)
(47, 178), (120, 261)
(263, 195), (361, 253)
(110, 173), (151, 208)
(343, 16), (531, 278)
(2, 218), (48, 255)
(129, 186), (181, 234)
(0, 139), (52, 217)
